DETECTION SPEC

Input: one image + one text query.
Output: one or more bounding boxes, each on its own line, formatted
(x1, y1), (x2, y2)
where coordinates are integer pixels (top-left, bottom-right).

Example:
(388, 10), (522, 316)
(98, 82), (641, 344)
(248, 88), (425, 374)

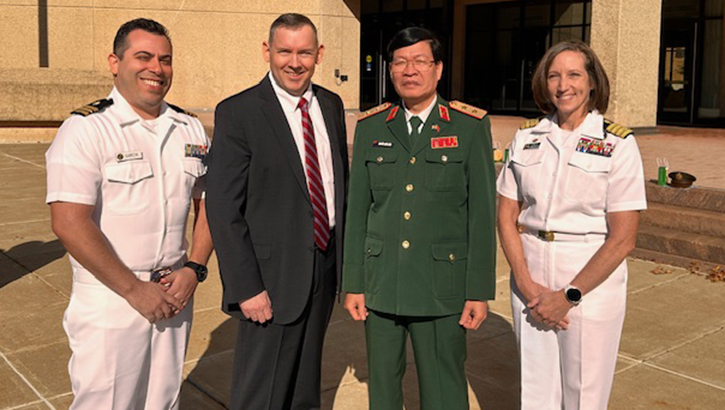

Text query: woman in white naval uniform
(497, 40), (647, 409)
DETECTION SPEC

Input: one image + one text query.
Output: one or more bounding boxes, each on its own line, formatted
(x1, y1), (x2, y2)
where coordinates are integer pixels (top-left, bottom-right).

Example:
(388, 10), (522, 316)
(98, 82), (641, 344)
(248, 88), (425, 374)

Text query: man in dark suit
(206, 13), (348, 410)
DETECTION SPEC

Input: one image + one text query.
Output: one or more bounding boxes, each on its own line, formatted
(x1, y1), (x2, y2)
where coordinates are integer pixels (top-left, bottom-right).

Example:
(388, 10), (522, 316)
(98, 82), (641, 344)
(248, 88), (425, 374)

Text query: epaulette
(167, 103), (198, 118)
(603, 119), (632, 139)
(519, 117), (541, 130)
(449, 100), (487, 119)
(71, 98), (113, 116)
(358, 102), (391, 121)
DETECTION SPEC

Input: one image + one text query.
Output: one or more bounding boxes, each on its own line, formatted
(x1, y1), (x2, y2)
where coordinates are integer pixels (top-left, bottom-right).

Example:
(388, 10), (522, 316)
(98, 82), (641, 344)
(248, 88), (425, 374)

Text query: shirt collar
(403, 96), (437, 126)
(108, 87), (183, 127)
(268, 71), (314, 114)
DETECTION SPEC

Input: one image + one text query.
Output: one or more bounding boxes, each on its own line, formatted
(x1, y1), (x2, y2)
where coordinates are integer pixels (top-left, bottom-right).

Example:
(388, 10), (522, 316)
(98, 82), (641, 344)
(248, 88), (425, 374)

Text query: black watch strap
(184, 261), (208, 282)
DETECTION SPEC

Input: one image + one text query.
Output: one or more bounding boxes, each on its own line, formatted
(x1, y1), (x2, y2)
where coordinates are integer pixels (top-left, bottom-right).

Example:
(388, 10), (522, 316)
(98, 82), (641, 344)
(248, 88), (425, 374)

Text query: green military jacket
(342, 96), (497, 317)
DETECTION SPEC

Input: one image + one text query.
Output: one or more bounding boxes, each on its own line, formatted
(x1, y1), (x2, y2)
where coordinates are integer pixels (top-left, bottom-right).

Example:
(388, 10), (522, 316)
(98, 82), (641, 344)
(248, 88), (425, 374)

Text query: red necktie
(298, 97), (330, 251)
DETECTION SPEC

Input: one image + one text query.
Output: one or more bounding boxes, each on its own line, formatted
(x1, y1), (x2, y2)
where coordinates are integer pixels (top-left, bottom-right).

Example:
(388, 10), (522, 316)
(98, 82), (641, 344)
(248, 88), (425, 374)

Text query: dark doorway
(360, 0), (454, 110)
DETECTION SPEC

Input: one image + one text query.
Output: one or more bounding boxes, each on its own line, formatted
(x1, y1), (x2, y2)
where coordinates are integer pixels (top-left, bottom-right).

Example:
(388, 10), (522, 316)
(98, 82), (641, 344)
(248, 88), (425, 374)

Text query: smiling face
(390, 40), (442, 110)
(263, 25), (324, 96)
(108, 29), (172, 119)
(546, 50), (593, 126)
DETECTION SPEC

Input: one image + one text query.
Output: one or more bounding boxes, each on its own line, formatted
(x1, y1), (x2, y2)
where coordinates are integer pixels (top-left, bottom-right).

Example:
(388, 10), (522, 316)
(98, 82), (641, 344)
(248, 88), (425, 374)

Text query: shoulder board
(449, 100), (487, 119)
(358, 102), (391, 121)
(71, 98), (113, 116)
(519, 117), (541, 130)
(603, 119), (633, 139)
(167, 103), (198, 118)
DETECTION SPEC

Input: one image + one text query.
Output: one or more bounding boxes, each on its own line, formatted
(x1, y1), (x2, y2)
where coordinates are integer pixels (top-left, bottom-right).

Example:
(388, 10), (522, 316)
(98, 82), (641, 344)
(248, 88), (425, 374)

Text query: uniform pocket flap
(253, 243), (271, 260)
(364, 236), (383, 257)
(183, 158), (207, 177)
(105, 160), (153, 184)
(425, 150), (464, 164)
(568, 153), (610, 173)
(510, 149), (544, 167)
(431, 242), (468, 263)
(365, 151), (399, 164)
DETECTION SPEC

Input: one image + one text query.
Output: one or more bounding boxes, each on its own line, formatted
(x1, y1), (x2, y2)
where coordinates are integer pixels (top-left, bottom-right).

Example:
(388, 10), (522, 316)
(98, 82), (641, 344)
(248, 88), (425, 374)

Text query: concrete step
(646, 181), (725, 213)
(636, 225), (725, 265)
(641, 202), (725, 238)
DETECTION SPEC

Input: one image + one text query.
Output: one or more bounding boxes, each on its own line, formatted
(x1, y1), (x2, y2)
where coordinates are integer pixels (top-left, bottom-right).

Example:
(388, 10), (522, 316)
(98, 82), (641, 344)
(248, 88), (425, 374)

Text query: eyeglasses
(389, 59), (436, 73)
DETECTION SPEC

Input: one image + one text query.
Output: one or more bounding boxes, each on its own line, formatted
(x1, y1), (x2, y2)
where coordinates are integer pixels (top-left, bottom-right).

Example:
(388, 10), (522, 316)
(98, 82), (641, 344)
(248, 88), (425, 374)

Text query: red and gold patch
(386, 105), (400, 122)
(438, 104), (450, 122)
(431, 136), (458, 149)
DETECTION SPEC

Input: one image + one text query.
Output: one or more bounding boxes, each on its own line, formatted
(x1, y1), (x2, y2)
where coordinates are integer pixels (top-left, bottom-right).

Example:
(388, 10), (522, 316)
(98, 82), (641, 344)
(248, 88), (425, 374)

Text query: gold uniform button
(403, 211), (411, 220)
(409, 157), (416, 164)
(405, 184), (414, 192)
(377, 156), (383, 163)
(402, 240), (410, 249)
(441, 155), (448, 163)
(448, 253), (455, 262)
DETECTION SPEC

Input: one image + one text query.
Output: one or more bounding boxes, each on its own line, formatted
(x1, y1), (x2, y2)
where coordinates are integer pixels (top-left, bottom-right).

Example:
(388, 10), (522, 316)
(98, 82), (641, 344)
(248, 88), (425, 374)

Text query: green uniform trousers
(365, 310), (468, 410)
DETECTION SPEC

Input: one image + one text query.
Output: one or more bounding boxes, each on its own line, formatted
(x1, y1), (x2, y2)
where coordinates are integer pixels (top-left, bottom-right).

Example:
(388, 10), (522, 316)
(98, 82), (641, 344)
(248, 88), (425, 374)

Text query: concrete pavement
(1, 127), (724, 409)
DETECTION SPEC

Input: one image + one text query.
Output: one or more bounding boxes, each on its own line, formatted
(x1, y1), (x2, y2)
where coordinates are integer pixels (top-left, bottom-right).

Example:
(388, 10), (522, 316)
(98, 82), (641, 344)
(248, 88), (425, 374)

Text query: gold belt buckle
(538, 230), (555, 242)
(151, 267), (172, 283)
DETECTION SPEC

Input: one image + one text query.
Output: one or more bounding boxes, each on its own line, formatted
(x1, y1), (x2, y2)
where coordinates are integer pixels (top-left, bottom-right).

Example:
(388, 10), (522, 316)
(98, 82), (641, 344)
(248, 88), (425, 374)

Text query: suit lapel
(259, 76), (311, 204)
(385, 105), (411, 152)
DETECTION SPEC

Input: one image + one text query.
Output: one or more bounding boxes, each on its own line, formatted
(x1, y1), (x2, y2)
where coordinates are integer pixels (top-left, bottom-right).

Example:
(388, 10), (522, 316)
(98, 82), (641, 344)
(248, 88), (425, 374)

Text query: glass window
(663, 0), (700, 19)
(382, 0), (404, 13)
(430, 0), (443, 8)
(554, 1), (585, 26)
(407, 0), (427, 11)
(525, 4), (550, 27)
(699, 20), (723, 118)
(498, 5), (521, 30)
(552, 26), (581, 44)
(362, 0), (380, 14)
(705, 0), (724, 17)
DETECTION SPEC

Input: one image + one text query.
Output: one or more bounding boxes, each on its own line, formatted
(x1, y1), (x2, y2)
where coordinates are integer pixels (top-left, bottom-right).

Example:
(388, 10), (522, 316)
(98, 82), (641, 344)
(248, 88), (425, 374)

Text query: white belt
(73, 260), (186, 285)
(517, 224), (606, 243)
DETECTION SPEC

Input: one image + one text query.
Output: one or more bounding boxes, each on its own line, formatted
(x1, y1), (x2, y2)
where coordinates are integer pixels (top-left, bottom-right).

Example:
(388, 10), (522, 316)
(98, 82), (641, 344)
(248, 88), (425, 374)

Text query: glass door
(659, 21), (696, 123)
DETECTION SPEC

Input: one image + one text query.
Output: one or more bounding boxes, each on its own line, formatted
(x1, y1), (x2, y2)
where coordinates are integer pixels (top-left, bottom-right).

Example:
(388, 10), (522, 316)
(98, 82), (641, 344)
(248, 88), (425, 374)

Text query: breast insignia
(71, 98), (114, 116)
(519, 117), (542, 130)
(358, 102), (392, 121)
(449, 100), (487, 119)
(168, 103), (198, 118)
(603, 119), (633, 139)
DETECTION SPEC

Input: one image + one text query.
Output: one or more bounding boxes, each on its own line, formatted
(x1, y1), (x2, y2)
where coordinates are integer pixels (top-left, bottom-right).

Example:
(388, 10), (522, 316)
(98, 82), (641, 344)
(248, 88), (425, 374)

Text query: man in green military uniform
(343, 27), (497, 409)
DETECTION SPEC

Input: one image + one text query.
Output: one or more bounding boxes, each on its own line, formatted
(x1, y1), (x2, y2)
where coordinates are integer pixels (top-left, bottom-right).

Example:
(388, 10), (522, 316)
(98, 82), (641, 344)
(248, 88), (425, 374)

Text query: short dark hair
(113, 18), (171, 59)
(386, 27), (443, 63)
(531, 40), (610, 114)
(269, 13), (318, 46)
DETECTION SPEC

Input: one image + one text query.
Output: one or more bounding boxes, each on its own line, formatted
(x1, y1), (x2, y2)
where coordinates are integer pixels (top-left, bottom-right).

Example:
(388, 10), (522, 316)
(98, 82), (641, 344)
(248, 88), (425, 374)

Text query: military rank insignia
(576, 137), (614, 157)
(185, 144), (208, 159)
(373, 140), (394, 148)
(431, 136), (458, 149)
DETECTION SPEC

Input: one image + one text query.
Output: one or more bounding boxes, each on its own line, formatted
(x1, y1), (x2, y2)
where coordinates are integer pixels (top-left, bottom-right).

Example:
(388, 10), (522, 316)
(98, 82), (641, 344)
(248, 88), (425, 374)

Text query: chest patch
(576, 137), (614, 157)
(523, 142), (541, 150)
(116, 151), (143, 162)
(373, 140), (394, 148)
(185, 144), (208, 159)
(431, 136), (458, 149)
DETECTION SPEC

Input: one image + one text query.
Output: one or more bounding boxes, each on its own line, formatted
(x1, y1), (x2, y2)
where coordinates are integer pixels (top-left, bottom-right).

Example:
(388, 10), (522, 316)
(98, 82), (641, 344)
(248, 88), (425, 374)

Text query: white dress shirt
(268, 72), (336, 228)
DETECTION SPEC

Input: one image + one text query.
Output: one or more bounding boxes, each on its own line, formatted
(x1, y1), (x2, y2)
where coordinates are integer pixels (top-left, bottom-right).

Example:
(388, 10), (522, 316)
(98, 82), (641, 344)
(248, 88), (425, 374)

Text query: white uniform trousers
(511, 232), (627, 410)
(63, 269), (192, 410)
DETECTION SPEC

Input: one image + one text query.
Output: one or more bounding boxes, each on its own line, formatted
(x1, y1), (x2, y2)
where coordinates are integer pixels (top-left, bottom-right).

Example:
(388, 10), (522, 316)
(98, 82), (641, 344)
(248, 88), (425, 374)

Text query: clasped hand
(527, 290), (572, 330)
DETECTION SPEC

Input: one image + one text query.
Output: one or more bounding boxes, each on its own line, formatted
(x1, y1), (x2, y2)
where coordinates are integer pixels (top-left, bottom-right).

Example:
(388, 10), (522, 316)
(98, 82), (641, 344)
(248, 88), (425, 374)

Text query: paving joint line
(628, 273), (691, 295)
(641, 325), (724, 362)
(0, 349), (56, 410)
(643, 361), (725, 392)
(0, 152), (46, 169)
(0, 217), (51, 227)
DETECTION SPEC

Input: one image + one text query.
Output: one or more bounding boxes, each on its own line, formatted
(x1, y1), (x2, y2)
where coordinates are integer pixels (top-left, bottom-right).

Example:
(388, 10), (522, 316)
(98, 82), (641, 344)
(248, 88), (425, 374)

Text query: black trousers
(229, 237), (336, 410)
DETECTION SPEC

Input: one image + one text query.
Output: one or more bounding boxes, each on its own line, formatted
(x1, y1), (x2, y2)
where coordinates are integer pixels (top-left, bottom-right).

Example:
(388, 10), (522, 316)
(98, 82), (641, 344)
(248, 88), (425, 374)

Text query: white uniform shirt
(46, 87), (210, 272)
(402, 97), (437, 134)
(268, 72), (336, 228)
(497, 110), (647, 235)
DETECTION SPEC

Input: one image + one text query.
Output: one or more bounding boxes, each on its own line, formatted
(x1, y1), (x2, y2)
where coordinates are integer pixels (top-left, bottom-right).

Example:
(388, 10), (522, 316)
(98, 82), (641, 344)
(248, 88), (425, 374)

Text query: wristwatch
(184, 261), (208, 283)
(564, 285), (582, 306)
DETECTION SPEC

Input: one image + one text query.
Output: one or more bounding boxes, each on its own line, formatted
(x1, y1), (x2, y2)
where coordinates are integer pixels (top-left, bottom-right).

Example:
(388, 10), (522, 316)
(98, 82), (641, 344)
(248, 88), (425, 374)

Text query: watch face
(566, 287), (582, 302)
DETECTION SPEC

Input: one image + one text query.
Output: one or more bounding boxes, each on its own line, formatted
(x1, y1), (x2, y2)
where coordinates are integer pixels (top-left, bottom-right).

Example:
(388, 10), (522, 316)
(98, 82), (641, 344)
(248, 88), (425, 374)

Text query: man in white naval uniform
(46, 18), (213, 409)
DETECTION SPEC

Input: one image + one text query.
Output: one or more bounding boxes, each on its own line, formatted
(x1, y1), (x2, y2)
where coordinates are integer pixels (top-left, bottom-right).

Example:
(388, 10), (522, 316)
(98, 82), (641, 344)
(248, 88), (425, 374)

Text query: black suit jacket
(206, 75), (348, 325)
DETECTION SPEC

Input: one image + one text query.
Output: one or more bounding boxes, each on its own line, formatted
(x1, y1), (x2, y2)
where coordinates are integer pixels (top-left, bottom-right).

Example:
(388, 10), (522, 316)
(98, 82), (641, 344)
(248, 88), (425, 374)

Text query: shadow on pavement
(0, 239), (66, 287)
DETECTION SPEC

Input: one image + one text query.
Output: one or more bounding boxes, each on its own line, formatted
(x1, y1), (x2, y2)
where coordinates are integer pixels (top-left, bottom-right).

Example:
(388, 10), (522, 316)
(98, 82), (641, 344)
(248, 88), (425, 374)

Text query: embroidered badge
(576, 137), (614, 157)
(373, 140), (394, 148)
(431, 136), (458, 149)
(116, 151), (143, 162)
(431, 124), (440, 132)
(185, 144), (208, 159)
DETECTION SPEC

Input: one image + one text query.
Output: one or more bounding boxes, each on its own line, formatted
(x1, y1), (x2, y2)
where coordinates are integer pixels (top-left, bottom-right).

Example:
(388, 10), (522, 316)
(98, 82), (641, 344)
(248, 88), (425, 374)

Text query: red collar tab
(438, 104), (450, 122)
(386, 105), (400, 122)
